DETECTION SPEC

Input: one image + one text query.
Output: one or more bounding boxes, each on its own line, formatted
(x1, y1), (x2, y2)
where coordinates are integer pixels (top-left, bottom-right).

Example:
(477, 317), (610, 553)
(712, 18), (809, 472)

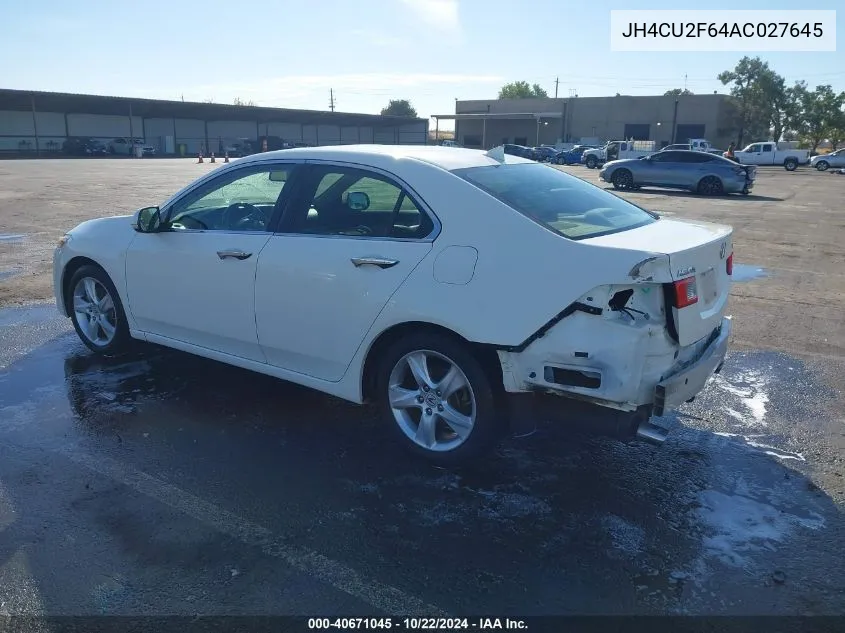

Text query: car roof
(236, 144), (534, 171)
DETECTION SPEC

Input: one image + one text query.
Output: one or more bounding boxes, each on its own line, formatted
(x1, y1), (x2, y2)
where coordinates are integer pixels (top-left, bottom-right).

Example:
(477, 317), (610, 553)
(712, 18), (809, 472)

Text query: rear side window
(454, 163), (657, 240)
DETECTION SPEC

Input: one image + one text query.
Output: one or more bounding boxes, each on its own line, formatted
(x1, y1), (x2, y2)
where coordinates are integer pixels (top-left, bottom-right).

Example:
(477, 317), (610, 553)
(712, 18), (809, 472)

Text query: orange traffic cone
(210, 152), (216, 163)
(197, 151), (204, 164)
(224, 152), (229, 163)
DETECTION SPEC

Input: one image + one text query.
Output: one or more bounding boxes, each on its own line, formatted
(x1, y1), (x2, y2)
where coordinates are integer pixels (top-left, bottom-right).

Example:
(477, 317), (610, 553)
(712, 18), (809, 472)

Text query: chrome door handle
(350, 256), (399, 269)
(217, 249), (252, 260)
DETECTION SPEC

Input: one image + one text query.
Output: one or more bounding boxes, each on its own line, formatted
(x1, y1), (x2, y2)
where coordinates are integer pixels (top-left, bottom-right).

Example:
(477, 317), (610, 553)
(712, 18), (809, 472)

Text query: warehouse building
(436, 93), (738, 150)
(0, 89), (429, 155)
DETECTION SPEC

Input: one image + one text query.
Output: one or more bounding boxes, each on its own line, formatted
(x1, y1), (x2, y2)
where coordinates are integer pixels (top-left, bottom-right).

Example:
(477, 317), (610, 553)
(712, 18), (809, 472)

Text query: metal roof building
(434, 94), (737, 150)
(0, 89), (429, 155)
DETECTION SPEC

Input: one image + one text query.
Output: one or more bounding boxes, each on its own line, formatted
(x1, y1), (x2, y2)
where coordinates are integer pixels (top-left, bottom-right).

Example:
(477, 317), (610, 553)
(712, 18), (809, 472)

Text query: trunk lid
(583, 218), (733, 346)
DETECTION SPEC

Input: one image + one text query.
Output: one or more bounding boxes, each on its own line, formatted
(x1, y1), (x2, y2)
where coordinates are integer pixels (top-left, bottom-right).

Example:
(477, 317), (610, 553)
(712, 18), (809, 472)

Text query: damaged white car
(53, 144), (732, 465)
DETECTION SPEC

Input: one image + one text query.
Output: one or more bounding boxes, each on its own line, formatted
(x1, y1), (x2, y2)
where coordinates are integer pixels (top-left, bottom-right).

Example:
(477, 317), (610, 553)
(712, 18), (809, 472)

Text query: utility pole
(684, 73), (687, 92)
(329, 89), (336, 112)
(554, 77), (559, 99)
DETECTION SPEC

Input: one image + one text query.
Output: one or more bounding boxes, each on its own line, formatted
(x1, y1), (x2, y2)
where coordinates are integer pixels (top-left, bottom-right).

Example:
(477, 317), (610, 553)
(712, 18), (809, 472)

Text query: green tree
(664, 88), (693, 96)
(797, 85), (845, 153)
(718, 56), (777, 145)
(381, 99), (418, 117)
(498, 81), (549, 99)
(757, 72), (805, 143)
(825, 100), (845, 150)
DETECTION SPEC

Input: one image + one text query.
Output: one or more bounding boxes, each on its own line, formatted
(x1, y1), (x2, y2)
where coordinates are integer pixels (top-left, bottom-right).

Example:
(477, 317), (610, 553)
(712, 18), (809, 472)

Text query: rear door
(254, 162), (436, 381)
(760, 143), (776, 165)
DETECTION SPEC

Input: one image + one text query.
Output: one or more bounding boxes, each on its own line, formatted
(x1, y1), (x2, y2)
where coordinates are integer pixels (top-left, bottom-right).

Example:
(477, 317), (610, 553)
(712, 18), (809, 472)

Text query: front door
(254, 163), (435, 381)
(641, 150), (680, 185)
(125, 163), (296, 362)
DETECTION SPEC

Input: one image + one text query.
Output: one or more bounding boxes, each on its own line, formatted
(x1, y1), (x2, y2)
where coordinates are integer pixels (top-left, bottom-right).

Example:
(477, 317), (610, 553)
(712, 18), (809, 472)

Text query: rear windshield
(453, 163), (657, 240)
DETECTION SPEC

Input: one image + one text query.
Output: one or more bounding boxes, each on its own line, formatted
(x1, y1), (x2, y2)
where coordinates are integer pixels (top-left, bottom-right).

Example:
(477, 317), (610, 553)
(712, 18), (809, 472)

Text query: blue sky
(2, 0), (842, 129)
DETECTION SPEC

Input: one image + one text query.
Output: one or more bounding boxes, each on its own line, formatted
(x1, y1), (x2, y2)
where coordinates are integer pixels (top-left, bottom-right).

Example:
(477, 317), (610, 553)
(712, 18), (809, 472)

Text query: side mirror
(134, 206), (162, 233)
(345, 191), (370, 211)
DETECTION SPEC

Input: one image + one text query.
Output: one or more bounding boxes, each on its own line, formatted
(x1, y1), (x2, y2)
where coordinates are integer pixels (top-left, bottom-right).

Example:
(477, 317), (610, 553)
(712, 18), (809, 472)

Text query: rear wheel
(376, 332), (504, 467)
(611, 169), (634, 190)
(68, 265), (131, 355)
(784, 158), (798, 171)
(816, 160), (830, 171)
(697, 175), (724, 196)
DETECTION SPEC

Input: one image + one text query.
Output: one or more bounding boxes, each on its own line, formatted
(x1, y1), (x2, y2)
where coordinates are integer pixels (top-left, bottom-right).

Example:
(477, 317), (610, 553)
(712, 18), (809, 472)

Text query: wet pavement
(1, 303), (844, 617)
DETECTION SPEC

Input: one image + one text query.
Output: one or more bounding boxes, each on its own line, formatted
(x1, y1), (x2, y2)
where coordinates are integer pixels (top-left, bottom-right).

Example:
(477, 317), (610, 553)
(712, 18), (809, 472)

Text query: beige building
(436, 93), (738, 151)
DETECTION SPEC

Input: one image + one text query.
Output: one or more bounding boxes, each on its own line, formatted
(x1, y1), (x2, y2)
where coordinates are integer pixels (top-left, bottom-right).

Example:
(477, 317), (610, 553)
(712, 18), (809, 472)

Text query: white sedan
(53, 145), (733, 465)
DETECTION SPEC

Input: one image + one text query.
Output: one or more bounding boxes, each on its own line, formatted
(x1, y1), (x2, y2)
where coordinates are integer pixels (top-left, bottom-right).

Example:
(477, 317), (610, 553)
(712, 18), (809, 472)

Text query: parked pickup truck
(661, 139), (715, 153)
(583, 140), (657, 169)
(734, 142), (810, 171)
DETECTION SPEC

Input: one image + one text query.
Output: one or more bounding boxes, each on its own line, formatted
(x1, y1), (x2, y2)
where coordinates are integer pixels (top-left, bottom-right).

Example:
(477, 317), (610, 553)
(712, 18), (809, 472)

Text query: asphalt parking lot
(1, 158), (844, 618)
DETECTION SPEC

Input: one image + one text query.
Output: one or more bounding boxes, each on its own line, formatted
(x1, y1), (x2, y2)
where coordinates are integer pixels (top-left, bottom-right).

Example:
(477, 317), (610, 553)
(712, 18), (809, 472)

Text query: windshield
(453, 163), (657, 240)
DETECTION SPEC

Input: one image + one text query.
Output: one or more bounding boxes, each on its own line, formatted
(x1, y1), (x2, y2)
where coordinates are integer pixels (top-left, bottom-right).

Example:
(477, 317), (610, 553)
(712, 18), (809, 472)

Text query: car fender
(55, 216), (140, 332)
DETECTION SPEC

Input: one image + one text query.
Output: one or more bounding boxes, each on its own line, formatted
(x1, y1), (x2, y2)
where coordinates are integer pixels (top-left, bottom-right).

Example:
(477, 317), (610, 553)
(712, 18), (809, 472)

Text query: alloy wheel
(387, 350), (476, 452)
(72, 277), (118, 346)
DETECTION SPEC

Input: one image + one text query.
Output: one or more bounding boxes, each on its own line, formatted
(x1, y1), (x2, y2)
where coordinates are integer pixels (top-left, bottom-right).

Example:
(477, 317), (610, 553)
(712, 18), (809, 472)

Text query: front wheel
(611, 169), (634, 190)
(586, 156), (598, 169)
(784, 158), (798, 171)
(376, 332), (504, 466)
(816, 160), (830, 171)
(68, 265), (131, 355)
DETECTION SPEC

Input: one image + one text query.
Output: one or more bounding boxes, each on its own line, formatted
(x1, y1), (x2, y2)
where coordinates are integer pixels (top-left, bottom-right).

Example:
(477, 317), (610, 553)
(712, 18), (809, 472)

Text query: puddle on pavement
(0, 234), (27, 243)
(731, 264), (768, 282)
(0, 269), (20, 281)
(1, 301), (845, 613)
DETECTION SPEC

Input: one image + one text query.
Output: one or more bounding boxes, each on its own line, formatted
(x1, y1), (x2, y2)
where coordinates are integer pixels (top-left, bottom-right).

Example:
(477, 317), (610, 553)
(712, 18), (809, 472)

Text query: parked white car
(733, 141), (809, 171)
(109, 137), (156, 156)
(810, 149), (845, 171)
(53, 145), (733, 465)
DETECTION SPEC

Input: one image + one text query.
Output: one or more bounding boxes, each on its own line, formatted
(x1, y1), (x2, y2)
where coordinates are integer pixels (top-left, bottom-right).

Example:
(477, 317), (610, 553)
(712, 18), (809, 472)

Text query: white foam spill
(694, 489), (825, 567)
(713, 369), (770, 427)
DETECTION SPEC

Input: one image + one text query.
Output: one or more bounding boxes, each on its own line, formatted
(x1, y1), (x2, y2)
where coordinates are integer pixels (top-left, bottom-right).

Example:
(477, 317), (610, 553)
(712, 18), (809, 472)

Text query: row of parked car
(61, 135), (316, 158)
(63, 137), (156, 156)
(502, 143), (600, 165)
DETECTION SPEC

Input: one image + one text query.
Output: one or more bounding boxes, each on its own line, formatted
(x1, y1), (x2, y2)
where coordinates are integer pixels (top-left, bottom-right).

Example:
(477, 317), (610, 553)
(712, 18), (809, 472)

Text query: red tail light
(673, 277), (698, 308)
(726, 252), (733, 275)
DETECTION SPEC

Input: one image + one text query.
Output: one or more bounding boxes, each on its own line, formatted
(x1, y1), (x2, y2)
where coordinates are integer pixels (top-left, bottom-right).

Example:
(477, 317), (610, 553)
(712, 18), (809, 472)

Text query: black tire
(816, 160), (830, 171)
(67, 264), (131, 356)
(375, 331), (504, 467)
(611, 169), (634, 190)
(784, 158), (798, 171)
(697, 175), (724, 196)
(586, 155), (598, 169)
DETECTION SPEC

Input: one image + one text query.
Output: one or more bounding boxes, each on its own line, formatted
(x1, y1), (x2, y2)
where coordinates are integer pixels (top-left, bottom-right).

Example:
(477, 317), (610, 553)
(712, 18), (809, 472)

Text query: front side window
(649, 151), (679, 163)
(454, 163), (657, 240)
(748, 144), (761, 153)
(282, 166), (433, 239)
(165, 166), (292, 232)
